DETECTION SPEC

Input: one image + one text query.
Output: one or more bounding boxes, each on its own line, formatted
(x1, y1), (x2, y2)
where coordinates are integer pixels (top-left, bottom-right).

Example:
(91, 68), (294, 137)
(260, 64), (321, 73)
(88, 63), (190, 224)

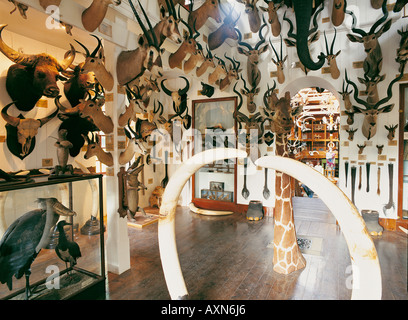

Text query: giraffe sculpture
(264, 90), (305, 274)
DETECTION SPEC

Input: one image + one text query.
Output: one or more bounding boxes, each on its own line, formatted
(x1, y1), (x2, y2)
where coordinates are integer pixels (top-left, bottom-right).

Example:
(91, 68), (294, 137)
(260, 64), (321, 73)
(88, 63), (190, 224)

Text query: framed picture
(210, 181), (224, 191)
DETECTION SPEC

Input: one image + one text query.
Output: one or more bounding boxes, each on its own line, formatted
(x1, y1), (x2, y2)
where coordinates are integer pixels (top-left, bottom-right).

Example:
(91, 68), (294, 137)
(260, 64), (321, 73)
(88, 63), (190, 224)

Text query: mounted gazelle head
(338, 79), (353, 111)
(1, 102), (58, 159)
(219, 53), (242, 91)
(196, 46), (216, 77)
(357, 143), (366, 155)
(240, 74), (259, 113)
(260, 0), (284, 37)
(357, 69), (385, 105)
(75, 35), (114, 91)
(263, 80), (277, 112)
(236, 0), (261, 33)
(208, 55), (227, 85)
(345, 127), (358, 141)
(82, 132), (113, 166)
(376, 144), (384, 155)
(344, 110), (355, 125)
(207, 4), (240, 50)
(118, 122), (150, 165)
(269, 35), (287, 84)
(155, 0), (183, 45)
(323, 28), (341, 79)
(384, 124), (398, 141)
(188, 0), (223, 31)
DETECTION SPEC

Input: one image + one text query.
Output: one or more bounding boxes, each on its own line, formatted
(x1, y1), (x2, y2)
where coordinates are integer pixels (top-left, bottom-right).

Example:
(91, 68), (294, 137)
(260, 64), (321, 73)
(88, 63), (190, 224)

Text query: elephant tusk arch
(255, 155), (381, 300)
(158, 148), (247, 300)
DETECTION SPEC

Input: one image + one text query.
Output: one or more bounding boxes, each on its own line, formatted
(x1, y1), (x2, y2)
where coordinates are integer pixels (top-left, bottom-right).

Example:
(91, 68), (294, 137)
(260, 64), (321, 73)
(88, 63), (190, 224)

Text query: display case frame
(0, 174), (106, 300)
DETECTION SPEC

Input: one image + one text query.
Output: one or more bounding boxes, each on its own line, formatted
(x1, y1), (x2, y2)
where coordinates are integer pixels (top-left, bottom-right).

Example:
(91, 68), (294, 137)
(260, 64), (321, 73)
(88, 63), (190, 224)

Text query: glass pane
(193, 99), (236, 202)
(403, 87), (408, 219)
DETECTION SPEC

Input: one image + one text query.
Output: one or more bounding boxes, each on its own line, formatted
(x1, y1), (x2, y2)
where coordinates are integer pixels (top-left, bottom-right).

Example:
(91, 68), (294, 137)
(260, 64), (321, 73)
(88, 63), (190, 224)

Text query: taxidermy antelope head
(208, 55), (227, 85)
(384, 124), (398, 141)
(236, 19), (268, 88)
(168, 18), (199, 69)
(82, 132), (114, 167)
(207, 5), (240, 50)
(0, 24), (75, 112)
(153, 0), (183, 46)
(240, 74), (260, 113)
(77, 97), (114, 134)
(188, 0), (223, 31)
(338, 79), (353, 111)
(236, 0), (261, 33)
(376, 144), (384, 155)
(269, 35), (287, 84)
(219, 53), (242, 92)
(357, 70), (385, 105)
(196, 46), (216, 77)
(118, 123), (149, 165)
(346, 1), (392, 78)
(323, 28), (341, 79)
(116, 0), (163, 86)
(345, 110), (355, 125)
(260, 0), (284, 37)
(118, 86), (154, 127)
(332, 0), (345, 27)
(75, 35), (114, 91)
(2, 102), (58, 159)
(81, 0), (121, 32)
(357, 143), (366, 155)
(183, 24), (205, 74)
(396, 26), (408, 72)
(263, 80), (277, 112)
(346, 127), (358, 141)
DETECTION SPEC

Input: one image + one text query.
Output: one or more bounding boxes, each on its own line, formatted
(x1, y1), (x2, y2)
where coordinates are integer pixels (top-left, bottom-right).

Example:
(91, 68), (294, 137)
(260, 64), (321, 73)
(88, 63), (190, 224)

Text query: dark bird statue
(55, 220), (81, 277)
(0, 198), (76, 299)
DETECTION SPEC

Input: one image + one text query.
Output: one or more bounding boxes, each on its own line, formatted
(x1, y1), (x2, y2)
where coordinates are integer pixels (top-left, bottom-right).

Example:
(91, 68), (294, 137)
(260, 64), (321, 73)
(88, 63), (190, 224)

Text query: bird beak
(53, 201), (77, 216)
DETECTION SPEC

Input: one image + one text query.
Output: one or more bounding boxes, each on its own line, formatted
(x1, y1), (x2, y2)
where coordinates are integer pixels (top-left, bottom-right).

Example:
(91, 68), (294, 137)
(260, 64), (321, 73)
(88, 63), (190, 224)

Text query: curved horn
(90, 35), (102, 57)
(0, 24), (37, 67)
(128, 0), (153, 46)
(233, 82), (243, 111)
(254, 17), (268, 50)
(179, 76), (190, 96)
(137, 0), (159, 47)
(160, 79), (173, 96)
(236, 28), (253, 51)
(370, 0), (388, 34)
(1, 102), (20, 127)
(330, 27), (337, 55)
(58, 44), (76, 71)
(38, 107), (59, 127)
(74, 39), (90, 57)
(55, 95), (79, 114)
(240, 74), (249, 93)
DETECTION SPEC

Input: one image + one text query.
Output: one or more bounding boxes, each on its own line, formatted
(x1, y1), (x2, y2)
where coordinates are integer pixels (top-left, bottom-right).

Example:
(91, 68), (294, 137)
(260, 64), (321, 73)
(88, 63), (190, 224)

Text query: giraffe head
(265, 91), (302, 134)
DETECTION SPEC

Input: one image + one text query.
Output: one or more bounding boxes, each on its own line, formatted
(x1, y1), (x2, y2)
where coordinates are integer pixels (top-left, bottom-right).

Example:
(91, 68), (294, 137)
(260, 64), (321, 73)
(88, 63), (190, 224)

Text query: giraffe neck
(275, 133), (289, 158)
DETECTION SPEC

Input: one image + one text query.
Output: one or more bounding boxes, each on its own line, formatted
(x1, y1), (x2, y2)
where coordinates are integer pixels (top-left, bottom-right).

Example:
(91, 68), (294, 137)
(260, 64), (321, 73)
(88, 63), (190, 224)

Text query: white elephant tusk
(255, 155), (381, 300)
(158, 148), (247, 300)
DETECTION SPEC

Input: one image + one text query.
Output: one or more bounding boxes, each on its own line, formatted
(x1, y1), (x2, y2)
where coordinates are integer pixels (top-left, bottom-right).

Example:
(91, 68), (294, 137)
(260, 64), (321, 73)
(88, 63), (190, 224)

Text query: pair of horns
(1, 102), (58, 127)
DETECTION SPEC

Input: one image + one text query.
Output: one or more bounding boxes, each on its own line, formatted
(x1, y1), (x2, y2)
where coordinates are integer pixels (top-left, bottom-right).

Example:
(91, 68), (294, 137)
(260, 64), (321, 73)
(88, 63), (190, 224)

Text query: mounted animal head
(236, 0), (261, 33)
(0, 24), (75, 112)
(207, 4), (240, 50)
(344, 110), (355, 125)
(384, 124), (398, 141)
(282, 1), (325, 72)
(240, 74), (259, 113)
(119, 122), (149, 165)
(332, 0), (345, 26)
(376, 144), (384, 155)
(208, 55), (228, 85)
(77, 97), (114, 135)
(188, 0), (223, 31)
(116, 0), (163, 86)
(168, 17), (200, 69)
(269, 35), (287, 84)
(154, 0), (183, 45)
(236, 20), (268, 87)
(394, 0), (408, 12)
(357, 143), (366, 154)
(1, 102), (58, 159)
(219, 53), (242, 91)
(260, 0), (284, 37)
(346, 1), (391, 78)
(338, 79), (353, 111)
(357, 70), (385, 105)
(82, 132), (114, 166)
(81, 0), (121, 32)
(183, 22), (205, 74)
(161, 76), (190, 114)
(196, 46), (216, 77)
(263, 80), (277, 112)
(323, 28), (341, 79)
(397, 26), (408, 72)
(346, 127), (358, 141)
(75, 35), (114, 91)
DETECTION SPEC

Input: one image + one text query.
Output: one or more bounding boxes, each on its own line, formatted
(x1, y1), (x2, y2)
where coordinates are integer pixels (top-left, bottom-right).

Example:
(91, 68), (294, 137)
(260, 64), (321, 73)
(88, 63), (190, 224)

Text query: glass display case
(192, 97), (238, 211)
(0, 174), (105, 300)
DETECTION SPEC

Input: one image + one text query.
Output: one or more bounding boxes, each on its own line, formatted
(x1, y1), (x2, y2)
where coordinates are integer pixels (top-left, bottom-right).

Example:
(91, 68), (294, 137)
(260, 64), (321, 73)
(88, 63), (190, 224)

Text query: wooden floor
(106, 197), (408, 300)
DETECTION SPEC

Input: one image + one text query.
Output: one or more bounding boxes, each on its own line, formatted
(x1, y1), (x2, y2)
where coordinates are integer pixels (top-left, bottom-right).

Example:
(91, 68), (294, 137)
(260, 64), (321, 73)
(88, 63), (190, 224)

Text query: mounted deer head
(219, 53), (242, 92)
(260, 0), (284, 37)
(119, 122), (149, 165)
(338, 79), (353, 111)
(236, 19), (268, 88)
(116, 0), (163, 86)
(323, 28), (341, 79)
(0, 24), (75, 112)
(332, 0), (346, 26)
(357, 143), (366, 155)
(384, 124), (398, 141)
(346, 127), (358, 141)
(345, 110), (355, 125)
(168, 18), (199, 69)
(2, 102), (58, 159)
(196, 46), (216, 77)
(183, 22), (205, 74)
(346, 1), (392, 78)
(208, 55), (227, 85)
(207, 5), (240, 50)
(240, 74), (259, 113)
(269, 35), (287, 84)
(81, 0), (121, 32)
(82, 132), (113, 166)
(77, 97), (114, 135)
(236, 0), (261, 33)
(188, 0), (223, 31)
(357, 70), (386, 105)
(376, 144), (384, 155)
(263, 80), (277, 112)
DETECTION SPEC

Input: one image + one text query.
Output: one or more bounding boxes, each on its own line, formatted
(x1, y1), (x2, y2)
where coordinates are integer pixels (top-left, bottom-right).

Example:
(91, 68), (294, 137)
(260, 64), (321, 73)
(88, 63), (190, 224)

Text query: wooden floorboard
(106, 197), (408, 300)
